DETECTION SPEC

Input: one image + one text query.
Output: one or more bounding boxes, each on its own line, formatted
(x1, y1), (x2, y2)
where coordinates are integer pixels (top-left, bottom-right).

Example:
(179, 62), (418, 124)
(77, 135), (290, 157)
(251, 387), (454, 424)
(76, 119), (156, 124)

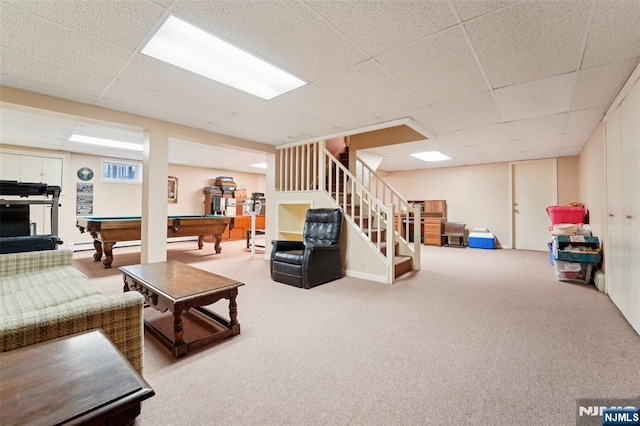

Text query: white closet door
(605, 106), (624, 309)
(619, 79), (640, 333)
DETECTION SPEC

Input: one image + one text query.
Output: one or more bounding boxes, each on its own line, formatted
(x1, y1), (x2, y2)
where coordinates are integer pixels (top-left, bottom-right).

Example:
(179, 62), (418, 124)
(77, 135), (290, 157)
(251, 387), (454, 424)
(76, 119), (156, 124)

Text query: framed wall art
(168, 176), (178, 204)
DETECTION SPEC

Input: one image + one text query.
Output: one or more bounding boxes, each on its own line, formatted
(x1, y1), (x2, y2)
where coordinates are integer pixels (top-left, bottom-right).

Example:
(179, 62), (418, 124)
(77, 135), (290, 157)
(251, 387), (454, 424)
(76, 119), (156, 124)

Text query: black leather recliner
(270, 208), (343, 289)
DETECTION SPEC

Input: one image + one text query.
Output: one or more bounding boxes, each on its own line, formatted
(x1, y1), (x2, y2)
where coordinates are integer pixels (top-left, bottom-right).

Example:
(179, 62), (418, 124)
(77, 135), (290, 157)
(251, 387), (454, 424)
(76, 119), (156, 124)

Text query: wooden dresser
(409, 200), (447, 246)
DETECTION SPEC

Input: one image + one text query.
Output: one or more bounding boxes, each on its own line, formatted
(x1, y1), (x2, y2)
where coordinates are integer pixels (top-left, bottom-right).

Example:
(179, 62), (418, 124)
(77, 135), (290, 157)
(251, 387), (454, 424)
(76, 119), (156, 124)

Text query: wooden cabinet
(227, 215), (265, 241)
(424, 218), (446, 246)
(408, 200), (447, 246)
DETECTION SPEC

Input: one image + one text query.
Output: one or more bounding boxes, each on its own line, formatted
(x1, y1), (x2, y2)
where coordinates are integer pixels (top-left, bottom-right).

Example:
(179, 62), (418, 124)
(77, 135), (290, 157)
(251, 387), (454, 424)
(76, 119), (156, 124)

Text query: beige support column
(141, 127), (169, 264)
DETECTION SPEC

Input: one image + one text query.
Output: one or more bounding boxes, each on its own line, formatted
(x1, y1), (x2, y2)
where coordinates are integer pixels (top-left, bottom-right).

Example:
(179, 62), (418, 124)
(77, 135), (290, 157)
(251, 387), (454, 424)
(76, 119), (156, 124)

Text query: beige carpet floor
(73, 239), (640, 426)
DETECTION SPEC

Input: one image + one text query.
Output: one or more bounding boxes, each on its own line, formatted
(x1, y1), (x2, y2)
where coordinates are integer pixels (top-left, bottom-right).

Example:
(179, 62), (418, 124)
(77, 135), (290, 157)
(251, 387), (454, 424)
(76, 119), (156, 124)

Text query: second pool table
(76, 215), (232, 268)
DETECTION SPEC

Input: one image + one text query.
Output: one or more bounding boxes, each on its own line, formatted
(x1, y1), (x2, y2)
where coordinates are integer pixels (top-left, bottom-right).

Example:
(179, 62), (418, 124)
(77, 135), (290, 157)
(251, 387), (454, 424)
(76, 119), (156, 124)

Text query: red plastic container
(547, 206), (585, 225)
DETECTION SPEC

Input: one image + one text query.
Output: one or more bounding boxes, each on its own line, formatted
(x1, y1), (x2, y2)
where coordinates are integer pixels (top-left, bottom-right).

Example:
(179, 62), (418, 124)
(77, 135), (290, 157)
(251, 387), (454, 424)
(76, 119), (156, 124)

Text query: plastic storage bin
(547, 206), (585, 225)
(553, 260), (593, 284)
(468, 232), (495, 249)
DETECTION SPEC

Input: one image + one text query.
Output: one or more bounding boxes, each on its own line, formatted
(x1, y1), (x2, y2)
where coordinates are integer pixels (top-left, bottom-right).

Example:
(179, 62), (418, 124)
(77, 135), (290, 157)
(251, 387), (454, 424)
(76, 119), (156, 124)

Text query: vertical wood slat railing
(276, 140), (419, 282)
(356, 158), (421, 269)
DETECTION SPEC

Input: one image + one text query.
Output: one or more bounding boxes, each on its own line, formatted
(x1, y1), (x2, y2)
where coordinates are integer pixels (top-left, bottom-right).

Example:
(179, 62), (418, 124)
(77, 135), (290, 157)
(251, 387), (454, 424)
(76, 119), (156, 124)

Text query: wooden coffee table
(0, 329), (154, 426)
(120, 260), (245, 358)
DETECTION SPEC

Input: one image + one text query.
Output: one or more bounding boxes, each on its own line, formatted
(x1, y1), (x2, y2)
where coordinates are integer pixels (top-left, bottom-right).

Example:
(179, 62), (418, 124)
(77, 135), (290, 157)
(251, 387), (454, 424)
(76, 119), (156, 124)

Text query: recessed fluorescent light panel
(142, 15), (307, 100)
(250, 163), (267, 169)
(410, 151), (451, 162)
(69, 135), (143, 151)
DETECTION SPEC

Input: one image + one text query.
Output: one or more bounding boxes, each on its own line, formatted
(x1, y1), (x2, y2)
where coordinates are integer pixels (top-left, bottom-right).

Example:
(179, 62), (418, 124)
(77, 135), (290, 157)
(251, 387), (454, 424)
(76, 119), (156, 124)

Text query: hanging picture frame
(168, 176), (178, 204)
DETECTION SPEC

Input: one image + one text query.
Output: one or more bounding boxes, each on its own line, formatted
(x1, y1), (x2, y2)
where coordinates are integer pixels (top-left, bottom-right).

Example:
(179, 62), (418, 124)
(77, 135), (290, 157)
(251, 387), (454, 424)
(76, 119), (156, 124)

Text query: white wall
(0, 144), (266, 247)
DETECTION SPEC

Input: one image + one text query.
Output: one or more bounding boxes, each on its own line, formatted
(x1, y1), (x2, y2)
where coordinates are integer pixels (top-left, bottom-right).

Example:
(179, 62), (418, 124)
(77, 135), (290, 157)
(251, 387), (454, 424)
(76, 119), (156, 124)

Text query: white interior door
(511, 159), (557, 251)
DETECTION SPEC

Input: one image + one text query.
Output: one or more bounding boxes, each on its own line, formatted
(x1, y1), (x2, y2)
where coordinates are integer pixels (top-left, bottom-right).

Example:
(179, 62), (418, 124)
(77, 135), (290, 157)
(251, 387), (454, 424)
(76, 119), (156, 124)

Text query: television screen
(0, 204), (30, 237)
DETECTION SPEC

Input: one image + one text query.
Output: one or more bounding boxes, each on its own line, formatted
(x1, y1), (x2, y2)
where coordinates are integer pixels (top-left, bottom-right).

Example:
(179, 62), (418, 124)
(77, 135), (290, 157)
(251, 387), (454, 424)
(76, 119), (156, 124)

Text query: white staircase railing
(276, 140), (420, 282)
(356, 157), (421, 269)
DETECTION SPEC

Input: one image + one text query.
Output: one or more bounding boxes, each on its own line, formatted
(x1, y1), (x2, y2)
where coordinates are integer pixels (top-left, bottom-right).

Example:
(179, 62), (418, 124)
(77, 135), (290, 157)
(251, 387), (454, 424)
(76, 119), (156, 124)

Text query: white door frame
(508, 159), (557, 250)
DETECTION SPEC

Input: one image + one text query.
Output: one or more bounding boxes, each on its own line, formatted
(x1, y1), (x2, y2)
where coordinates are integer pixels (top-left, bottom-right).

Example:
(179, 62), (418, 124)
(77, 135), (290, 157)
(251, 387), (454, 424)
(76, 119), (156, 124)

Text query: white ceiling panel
(458, 123), (513, 146)
(582, 0), (640, 69)
(465, 0), (590, 89)
(3, 0), (165, 50)
(429, 91), (504, 130)
(570, 59), (639, 110)
(240, 103), (337, 138)
(116, 55), (264, 112)
(0, 48), (112, 97)
(99, 81), (232, 125)
(307, 0), (457, 57)
(403, 107), (454, 135)
(315, 60), (424, 117)
(452, 0), (519, 22)
(377, 26), (489, 105)
(94, 97), (211, 131)
(171, 0), (368, 83)
(559, 145), (583, 156)
(0, 4), (132, 77)
(0, 1), (638, 172)
(271, 84), (376, 130)
(516, 135), (564, 151)
(0, 75), (98, 105)
(209, 114), (299, 145)
(562, 131), (593, 147)
(495, 73), (574, 122)
(509, 113), (568, 140)
(566, 106), (607, 133)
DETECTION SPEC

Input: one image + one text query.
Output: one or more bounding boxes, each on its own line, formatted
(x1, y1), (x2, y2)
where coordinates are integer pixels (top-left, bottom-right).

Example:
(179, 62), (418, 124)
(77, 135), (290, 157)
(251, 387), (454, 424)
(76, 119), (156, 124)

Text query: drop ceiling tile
(0, 74), (98, 105)
(211, 113), (301, 144)
(429, 91), (503, 130)
(452, 0), (519, 22)
(566, 106), (606, 133)
(495, 73), (574, 122)
(0, 48), (112, 96)
(116, 55), (263, 112)
(570, 58), (639, 110)
(465, 0), (590, 88)
(508, 113), (568, 140)
(559, 145), (583, 156)
(404, 106), (454, 135)
(457, 123), (513, 146)
(271, 84), (376, 129)
(3, 0), (166, 49)
(562, 131), (592, 147)
(315, 60), (424, 118)
(306, 0), (457, 57)
(241, 103), (335, 138)
(582, 0), (640, 69)
(172, 0), (368, 82)
(0, 5), (131, 77)
(377, 26), (489, 105)
(421, 131), (471, 152)
(472, 140), (520, 154)
(98, 81), (232, 124)
(516, 134), (563, 151)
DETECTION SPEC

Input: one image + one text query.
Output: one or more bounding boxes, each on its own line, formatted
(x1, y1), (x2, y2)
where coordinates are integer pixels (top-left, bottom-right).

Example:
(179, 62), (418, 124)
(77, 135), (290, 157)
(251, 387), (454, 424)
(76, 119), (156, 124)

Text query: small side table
(0, 329), (154, 426)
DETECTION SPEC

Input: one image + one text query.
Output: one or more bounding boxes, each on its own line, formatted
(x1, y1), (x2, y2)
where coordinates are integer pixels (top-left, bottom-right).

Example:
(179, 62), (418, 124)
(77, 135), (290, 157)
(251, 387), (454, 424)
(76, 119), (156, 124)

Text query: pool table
(76, 215), (232, 268)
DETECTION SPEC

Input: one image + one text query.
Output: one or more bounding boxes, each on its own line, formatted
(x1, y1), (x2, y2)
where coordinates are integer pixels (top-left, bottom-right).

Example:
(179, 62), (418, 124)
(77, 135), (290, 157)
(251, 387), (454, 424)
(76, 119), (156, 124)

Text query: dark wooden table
(0, 329), (154, 426)
(76, 215), (231, 268)
(120, 260), (245, 358)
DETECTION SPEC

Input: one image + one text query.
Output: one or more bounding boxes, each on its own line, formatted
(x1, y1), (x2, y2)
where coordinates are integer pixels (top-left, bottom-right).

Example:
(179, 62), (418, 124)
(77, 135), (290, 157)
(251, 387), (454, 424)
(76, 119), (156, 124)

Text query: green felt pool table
(76, 215), (232, 268)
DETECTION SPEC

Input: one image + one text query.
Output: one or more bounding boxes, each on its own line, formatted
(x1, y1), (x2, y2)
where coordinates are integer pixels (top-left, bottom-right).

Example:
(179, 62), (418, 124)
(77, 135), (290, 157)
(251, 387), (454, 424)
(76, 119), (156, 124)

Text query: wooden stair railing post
(385, 204), (394, 284)
(412, 204), (421, 270)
